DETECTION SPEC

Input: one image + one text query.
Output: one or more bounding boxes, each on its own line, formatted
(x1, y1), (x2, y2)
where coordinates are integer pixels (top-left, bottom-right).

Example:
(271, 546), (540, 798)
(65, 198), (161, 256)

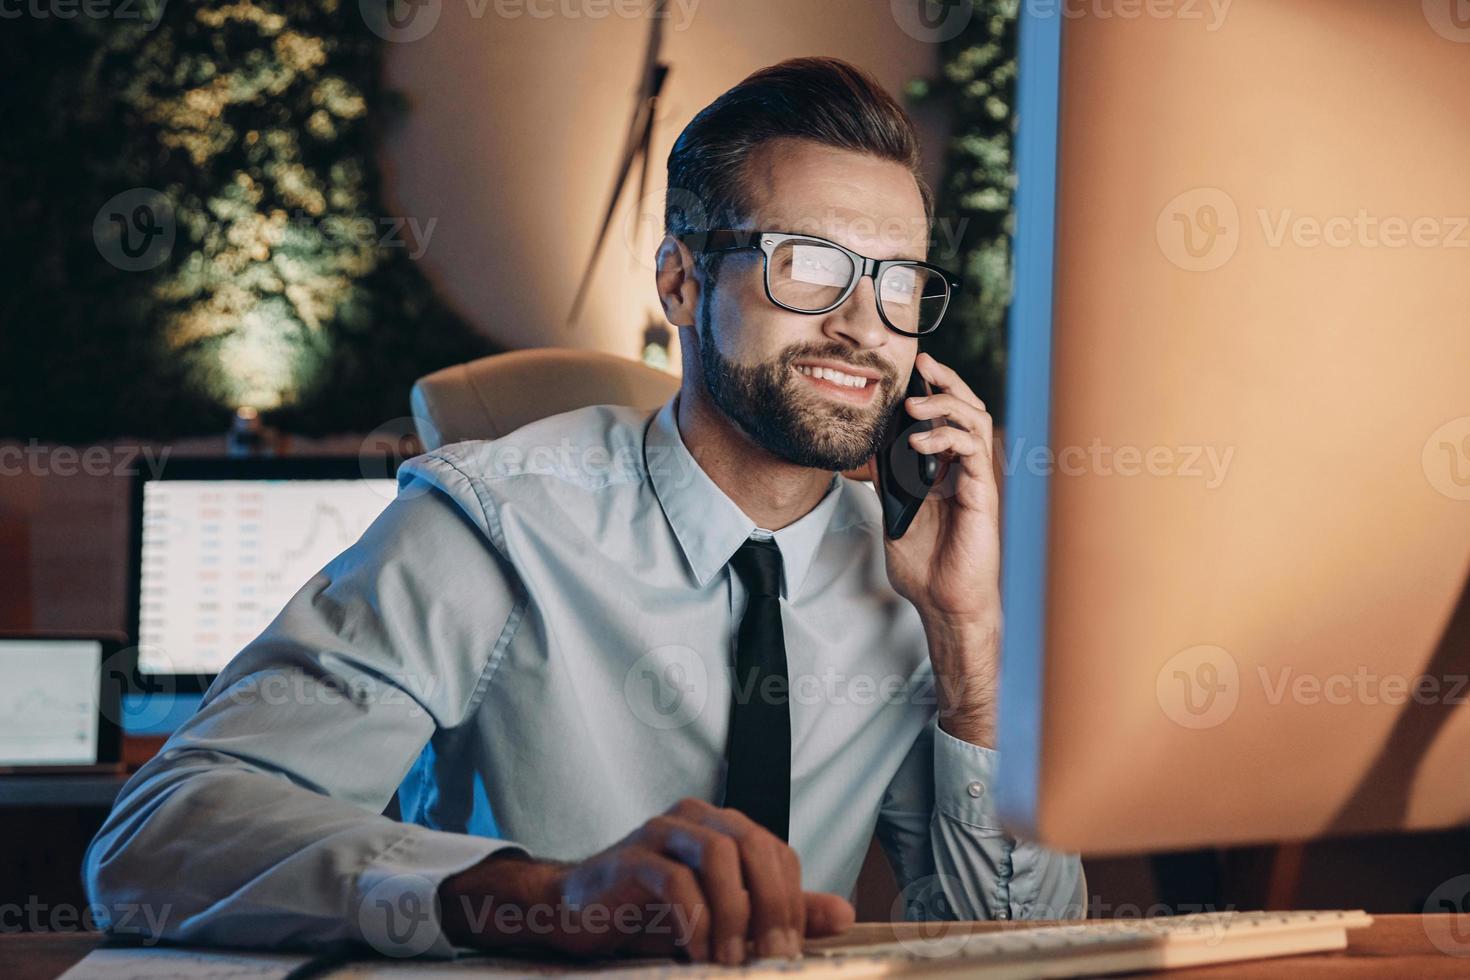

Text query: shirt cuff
(932, 717), (1005, 831)
(355, 827), (527, 959)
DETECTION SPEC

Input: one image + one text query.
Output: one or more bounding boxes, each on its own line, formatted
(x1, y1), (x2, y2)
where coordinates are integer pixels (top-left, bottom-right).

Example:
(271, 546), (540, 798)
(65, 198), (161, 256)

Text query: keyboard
(311, 910), (1374, 977)
(798, 910), (1374, 978)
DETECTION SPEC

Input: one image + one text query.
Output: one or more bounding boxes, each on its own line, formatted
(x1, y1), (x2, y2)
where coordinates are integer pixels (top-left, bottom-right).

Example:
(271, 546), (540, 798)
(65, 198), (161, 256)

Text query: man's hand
(437, 797), (854, 965)
(867, 351), (1002, 746)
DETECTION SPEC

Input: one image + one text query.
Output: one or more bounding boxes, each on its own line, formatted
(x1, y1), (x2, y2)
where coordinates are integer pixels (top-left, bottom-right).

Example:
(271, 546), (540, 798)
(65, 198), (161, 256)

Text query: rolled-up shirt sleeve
(83, 459), (528, 958)
(875, 717), (1086, 922)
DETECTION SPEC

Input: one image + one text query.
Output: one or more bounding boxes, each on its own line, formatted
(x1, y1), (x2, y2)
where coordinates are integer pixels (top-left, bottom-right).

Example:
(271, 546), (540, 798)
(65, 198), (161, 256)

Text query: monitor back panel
(1011, 0), (1470, 853)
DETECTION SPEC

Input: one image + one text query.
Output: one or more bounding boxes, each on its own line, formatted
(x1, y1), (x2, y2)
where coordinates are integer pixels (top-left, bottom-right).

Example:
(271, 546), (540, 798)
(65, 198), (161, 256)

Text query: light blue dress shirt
(85, 393), (1084, 958)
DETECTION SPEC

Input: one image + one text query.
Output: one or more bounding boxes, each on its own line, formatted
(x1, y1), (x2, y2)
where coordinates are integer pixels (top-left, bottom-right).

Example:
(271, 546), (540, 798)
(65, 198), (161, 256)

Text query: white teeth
(797, 365), (869, 388)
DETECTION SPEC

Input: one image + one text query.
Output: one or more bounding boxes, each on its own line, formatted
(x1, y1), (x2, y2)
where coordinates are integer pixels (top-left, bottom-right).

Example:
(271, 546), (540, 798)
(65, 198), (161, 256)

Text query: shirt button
(966, 780), (985, 799)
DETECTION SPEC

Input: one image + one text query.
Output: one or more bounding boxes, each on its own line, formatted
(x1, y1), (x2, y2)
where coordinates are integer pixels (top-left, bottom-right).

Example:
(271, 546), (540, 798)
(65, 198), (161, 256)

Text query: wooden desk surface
(3, 915), (1466, 979)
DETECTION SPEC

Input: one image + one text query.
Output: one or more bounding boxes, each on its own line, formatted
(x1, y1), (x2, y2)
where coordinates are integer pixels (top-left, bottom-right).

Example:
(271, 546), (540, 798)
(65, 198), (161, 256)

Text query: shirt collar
(644, 392), (842, 600)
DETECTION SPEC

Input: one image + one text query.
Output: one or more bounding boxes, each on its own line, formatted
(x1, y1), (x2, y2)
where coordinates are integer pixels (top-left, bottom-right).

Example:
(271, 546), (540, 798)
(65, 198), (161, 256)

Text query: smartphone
(874, 367), (941, 539)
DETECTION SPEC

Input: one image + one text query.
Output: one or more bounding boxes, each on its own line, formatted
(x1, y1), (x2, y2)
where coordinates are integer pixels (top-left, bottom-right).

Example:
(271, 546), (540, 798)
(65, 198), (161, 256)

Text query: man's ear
(655, 235), (699, 328)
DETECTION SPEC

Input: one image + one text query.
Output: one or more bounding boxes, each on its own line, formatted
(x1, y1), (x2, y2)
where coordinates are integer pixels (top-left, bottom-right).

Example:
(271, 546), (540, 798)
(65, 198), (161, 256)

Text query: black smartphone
(874, 367), (941, 539)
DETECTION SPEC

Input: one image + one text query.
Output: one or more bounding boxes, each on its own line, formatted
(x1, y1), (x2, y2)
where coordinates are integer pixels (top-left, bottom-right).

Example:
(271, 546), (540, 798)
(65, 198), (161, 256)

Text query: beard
(697, 302), (901, 472)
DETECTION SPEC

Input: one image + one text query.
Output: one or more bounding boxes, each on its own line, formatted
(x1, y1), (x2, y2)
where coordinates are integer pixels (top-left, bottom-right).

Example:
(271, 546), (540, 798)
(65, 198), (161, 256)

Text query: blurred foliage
(0, 0), (493, 441)
(906, 0), (1018, 426)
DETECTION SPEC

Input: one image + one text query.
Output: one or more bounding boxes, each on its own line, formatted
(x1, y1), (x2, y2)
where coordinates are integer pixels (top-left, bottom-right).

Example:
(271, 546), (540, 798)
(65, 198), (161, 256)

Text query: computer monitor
(996, 1), (1470, 853)
(128, 458), (399, 691)
(0, 634), (124, 773)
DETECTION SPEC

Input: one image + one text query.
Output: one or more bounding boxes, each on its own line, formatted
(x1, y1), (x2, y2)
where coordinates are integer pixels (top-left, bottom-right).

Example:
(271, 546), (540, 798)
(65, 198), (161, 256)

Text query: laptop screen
(1, 638), (105, 767)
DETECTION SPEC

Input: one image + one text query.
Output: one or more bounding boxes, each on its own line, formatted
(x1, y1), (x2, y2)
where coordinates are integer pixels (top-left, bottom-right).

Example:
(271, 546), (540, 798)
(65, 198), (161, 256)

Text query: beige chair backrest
(410, 348), (681, 451)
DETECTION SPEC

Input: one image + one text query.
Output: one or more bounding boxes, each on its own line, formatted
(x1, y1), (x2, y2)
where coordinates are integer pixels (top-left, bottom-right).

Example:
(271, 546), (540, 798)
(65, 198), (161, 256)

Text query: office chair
(409, 347), (681, 451)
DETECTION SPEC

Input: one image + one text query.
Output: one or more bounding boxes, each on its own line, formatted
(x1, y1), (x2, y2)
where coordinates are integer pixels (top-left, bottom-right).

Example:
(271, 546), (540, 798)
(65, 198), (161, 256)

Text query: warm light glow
(135, 2), (381, 414)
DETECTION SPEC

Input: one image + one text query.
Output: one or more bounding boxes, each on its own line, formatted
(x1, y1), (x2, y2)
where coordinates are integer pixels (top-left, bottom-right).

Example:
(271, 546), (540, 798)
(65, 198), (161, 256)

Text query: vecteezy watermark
(889, 0), (1233, 43)
(1422, 0), (1470, 43)
(359, 0), (701, 43)
(485, 0), (700, 24)
(1423, 874), (1470, 956)
(354, 428), (718, 510)
(93, 188), (176, 272)
(1028, 0), (1233, 31)
(0, 897), (172, 941)
(93, 187), (439, 271)
(359, 0), (441, 43)
(624, 645), (710, 731)
(359, 873), (443, 956)
(222, 665), (439, 718)
(100, 645), (175, 730)
(0, 441), (171, 478)
(1422, 416), (1470, 501)
(358, 416), (434, 501)
(281, 208), (438, 260)
(1256, 666), (1469, 709)
(1157, 644), (1470, 729)
(1156, 644), (1241, 729)
(999, 436), (1234, 488)
(890, 874), (969, 949)
(1256, 210), (1470, 251)
(1156, 187), (1241, 273)
(425, 435), (702, 493)
(624, 653), (970, 731)
(1073, 899), (1238, 924)
(0, 0), (168, 28)
(451, 894), (703, 950)
(627, 187), (709, 275)
(888, 0), (976, 43)
(357, 873), (705, 957)
(1158, 187), (1470, 272)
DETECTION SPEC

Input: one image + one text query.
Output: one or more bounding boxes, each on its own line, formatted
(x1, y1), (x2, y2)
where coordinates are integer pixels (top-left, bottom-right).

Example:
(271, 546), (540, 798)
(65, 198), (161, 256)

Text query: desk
(3, 916), (1466, 979)
(0, 775), (129, 809)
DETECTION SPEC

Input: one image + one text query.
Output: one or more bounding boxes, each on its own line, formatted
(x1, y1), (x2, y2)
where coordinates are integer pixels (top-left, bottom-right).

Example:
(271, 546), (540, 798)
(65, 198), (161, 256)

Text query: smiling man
(85, 57), (1083, 966)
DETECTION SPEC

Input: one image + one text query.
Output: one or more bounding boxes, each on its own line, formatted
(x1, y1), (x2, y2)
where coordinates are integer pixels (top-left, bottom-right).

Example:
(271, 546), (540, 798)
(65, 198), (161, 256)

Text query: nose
(821, 275), (890, 351)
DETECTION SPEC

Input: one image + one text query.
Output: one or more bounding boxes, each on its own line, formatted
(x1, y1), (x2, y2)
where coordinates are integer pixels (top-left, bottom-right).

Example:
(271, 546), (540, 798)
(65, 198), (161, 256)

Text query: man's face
(693, 138), (928, 472)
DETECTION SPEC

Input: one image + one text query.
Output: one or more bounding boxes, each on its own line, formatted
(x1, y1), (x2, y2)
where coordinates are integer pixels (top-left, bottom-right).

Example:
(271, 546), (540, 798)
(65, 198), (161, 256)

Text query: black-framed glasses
(677, 229), (961, 337)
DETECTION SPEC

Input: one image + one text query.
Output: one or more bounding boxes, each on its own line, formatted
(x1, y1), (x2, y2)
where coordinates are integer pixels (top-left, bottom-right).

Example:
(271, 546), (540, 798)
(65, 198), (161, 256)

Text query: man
(85, 57), (1083, 966)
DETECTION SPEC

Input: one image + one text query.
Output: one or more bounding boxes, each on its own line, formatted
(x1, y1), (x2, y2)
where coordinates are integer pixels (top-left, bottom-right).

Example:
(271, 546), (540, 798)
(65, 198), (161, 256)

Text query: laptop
(0, 633), (126, 775)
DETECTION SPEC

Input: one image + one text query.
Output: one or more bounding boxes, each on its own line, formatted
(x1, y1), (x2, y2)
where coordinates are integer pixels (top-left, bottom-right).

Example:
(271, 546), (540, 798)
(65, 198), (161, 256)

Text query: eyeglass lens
(770, 239), (949, 334)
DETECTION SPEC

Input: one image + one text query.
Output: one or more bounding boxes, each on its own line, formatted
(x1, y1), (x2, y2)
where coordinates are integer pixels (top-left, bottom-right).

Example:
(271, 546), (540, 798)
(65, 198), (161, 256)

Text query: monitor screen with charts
(0, 635), (123, 771)
(130, 458), (398, 683)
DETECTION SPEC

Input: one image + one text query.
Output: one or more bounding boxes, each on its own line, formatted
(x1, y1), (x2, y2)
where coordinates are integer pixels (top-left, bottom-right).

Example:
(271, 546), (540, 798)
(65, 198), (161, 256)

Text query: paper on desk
(57, 946), (868, 978)
(58, 945), (316, 980)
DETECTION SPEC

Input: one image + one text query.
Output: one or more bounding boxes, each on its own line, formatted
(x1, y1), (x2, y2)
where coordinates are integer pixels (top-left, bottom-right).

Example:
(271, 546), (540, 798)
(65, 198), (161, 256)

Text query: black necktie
(722, 537), (791, 841)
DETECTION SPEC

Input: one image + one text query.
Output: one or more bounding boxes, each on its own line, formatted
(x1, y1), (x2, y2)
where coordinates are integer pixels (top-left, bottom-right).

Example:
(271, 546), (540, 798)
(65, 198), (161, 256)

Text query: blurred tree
(0, 0), (493, 441)
(905, 0), (1018, 426)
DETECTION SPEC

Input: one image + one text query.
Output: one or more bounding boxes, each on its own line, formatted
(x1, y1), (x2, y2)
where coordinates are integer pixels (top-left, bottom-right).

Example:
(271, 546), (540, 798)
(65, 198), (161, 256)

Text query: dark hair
(664, 57), (933, 282)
